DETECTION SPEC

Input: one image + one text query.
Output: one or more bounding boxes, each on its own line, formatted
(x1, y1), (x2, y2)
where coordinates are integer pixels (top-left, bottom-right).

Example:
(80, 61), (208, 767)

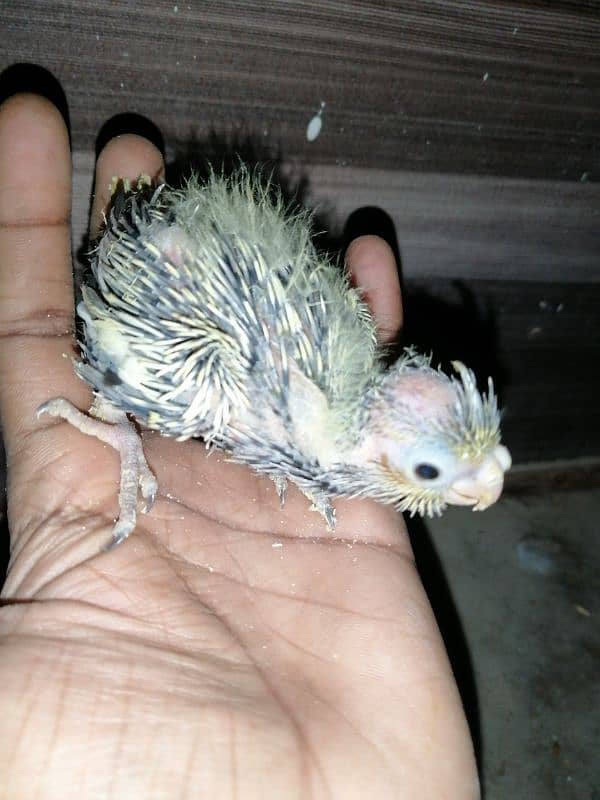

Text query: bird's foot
(37, 396), (157, 548)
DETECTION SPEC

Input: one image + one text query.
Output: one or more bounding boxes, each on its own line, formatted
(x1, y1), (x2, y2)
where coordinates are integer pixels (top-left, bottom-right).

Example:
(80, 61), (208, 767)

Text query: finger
(345, 234), (403, 344)
(0, 93), (81, 457)
(90, 134), (164, 238)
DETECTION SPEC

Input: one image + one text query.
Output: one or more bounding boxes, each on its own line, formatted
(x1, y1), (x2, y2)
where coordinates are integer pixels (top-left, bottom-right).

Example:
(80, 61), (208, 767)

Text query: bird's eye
(414, 463), (440, 480)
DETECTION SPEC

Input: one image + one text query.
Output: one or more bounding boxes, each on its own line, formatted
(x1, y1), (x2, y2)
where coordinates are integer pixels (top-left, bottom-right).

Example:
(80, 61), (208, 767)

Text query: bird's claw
(139, 468), (158, 514)
(104, 519), (135, 551)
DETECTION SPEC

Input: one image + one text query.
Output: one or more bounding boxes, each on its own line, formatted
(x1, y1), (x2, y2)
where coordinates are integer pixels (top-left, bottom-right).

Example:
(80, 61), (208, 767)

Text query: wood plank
(302, 165), (600, 282)
(504, 457), (600, 494)
(72, 155), (600, 283)
(2, 0), (599, 180)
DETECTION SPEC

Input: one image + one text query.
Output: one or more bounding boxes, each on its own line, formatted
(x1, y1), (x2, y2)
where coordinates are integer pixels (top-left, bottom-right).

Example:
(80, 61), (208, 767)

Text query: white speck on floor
(516, 536), (561, 576)
(306, 101), (326, 142)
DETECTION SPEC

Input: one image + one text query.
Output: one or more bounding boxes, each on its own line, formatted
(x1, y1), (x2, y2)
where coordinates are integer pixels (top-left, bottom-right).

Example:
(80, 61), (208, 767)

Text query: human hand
(0, 93), (479, 798)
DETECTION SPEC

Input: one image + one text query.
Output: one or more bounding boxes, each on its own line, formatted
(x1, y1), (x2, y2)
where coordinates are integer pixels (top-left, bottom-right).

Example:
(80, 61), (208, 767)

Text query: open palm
(0, 94), (478, 799)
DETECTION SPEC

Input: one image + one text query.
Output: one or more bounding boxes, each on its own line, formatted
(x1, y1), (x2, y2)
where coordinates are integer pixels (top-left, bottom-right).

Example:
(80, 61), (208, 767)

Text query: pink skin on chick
(355, 370), (511, 512)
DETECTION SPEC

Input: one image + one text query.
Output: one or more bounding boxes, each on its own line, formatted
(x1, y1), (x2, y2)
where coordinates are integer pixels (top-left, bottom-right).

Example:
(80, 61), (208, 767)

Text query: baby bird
(39, 170), (511, 547)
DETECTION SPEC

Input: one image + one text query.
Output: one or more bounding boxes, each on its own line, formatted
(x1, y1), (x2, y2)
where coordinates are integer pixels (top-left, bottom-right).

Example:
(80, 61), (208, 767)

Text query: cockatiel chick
(39, 170), (511, 547)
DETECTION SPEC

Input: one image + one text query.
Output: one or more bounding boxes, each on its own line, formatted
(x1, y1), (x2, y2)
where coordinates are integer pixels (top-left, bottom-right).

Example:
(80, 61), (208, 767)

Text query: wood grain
(72, 155), (600, 283)
(2, 0), (598, 180)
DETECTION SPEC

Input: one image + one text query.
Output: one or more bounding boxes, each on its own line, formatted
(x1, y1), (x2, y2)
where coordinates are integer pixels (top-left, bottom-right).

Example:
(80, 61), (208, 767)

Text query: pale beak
(445, 445), (512, 511)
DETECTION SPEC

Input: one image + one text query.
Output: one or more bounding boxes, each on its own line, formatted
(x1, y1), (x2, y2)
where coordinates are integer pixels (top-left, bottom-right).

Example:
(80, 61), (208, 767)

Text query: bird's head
(353, 352), (511, 516)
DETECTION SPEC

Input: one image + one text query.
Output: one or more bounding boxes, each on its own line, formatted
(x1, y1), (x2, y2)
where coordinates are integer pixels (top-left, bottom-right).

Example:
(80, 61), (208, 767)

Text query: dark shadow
(343, 205), (402, 267)
(402, 280), (506, 398)
(406, 514), (484, 780)
(95, 113), (165, 159)
(167, 129), (284, 185)
(0, 63), (70, 139)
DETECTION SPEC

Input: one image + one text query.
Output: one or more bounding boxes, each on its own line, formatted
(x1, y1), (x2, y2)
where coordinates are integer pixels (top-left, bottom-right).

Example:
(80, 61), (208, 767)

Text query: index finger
(345, 234), (403, 344)
(0, 93), (84, 458)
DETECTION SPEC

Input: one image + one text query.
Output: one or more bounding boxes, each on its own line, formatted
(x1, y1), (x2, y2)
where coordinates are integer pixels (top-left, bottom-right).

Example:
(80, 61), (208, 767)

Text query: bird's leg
(37, 395), (157, 548)
(301, 488), (336, 530)
(88, 396), (158, 522)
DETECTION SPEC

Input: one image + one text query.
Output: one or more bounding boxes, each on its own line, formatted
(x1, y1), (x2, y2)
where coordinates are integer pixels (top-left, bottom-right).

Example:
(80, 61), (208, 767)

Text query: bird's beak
(444, 445), (512, 511)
